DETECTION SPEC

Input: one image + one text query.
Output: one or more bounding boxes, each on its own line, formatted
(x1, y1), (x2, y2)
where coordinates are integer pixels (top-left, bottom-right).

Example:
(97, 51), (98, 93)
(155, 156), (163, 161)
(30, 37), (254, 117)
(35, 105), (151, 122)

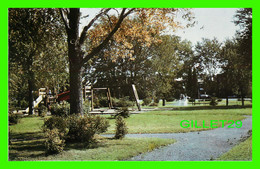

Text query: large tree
(232, 8), (252, 106)
(194, 38), (222, 97)
(149, 35), (183, 105)
(59, 8), (194, 114)
(234, 8), (252, 71)
(9, 8), (66, 114)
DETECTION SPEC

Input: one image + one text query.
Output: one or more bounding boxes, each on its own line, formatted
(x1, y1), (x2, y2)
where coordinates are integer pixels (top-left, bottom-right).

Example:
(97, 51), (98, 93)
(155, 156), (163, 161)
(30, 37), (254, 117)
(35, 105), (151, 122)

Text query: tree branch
(83, 8), (135, 63)
(123, 8), (135, 17)
(79, 8), (111, 46)
(59, 8), (69, 33)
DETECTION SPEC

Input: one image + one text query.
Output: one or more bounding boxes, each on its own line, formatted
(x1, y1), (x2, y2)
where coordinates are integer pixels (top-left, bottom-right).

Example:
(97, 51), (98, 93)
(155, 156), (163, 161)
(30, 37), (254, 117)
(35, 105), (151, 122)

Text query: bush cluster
(210, 97), (218, 106)
(83, 100), (91, 114)
(38, 104), (48, 117)
(166, 98), (175, 102)
(114, 116), (128, 139)
(43, 116), (68, 134)
(50, 101), (70, 117)
(153, 97), (160, 104)
(8, 113), (20, 125)
(66, 115), (109, 143)
(142, 98), (152, 106)
(115, 107), (130, 118)
(43, 114), (110, 154)
(112, 97), (133, 107)
(98, 97), (109, 107)
(44, 128), (65, 154)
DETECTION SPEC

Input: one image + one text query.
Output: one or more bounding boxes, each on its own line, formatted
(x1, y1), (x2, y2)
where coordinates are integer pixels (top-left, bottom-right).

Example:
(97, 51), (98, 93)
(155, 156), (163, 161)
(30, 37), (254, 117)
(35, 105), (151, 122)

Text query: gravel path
(122, 116), (252, 161)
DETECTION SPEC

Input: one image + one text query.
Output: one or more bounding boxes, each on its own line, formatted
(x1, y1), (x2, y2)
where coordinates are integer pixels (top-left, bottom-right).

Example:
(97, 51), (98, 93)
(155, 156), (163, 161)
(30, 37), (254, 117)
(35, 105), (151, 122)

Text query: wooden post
(132, 84), (141, 111)
(106, 90), (111, 109)
(91, 87), (94, 111)
(107, 88), (113, 108)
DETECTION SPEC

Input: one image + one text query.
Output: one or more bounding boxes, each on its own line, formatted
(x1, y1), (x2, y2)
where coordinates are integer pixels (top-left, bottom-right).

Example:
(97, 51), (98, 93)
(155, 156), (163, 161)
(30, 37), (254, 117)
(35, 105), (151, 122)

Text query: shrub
(114, 116), (128, 139)
(66, 115), (109, 143)
(83, 100), (91, 114)
(93, 97), (100, 108)
(8, 113), (20, 125)
(66, 115), (95, 143)
(115, 107), (130, 118)
(43, 114), (110, 152)
(44, 128), (65, 154)
(50, 101), (70, 117)
(38, 104), (48, 117)
(166, 98), (175, 102)
(98, 97), (109, 107)
(142, 98), (152, 106)
(91, 115), (110, 134)
(113, 97), (133, 107)
(43, 116), (68, 135)
(210, 97), (218, 106)
(154, 97), (160, 104)
(20, 99), (28, 109)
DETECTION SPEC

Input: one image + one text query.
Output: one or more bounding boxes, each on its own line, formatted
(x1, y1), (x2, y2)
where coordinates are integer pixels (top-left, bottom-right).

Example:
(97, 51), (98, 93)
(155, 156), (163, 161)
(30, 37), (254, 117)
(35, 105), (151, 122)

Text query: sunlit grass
(105, 108), (252, 134)
(216, 136), (252, 161)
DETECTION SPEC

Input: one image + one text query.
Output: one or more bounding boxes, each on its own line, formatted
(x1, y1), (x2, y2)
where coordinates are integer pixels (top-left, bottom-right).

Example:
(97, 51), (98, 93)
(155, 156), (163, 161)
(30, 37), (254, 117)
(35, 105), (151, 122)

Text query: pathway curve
(123, 116), (252, 161)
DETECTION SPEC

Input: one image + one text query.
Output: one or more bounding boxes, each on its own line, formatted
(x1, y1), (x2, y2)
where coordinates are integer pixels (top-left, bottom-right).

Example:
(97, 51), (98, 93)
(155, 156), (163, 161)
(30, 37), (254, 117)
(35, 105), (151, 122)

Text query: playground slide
(57, 91), (70, 102)
(25, 95), (43, 113)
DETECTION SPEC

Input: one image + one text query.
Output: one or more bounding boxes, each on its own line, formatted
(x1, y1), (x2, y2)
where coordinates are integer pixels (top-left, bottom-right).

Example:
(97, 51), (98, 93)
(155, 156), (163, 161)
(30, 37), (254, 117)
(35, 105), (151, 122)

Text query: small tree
(114, 116), (128, 139)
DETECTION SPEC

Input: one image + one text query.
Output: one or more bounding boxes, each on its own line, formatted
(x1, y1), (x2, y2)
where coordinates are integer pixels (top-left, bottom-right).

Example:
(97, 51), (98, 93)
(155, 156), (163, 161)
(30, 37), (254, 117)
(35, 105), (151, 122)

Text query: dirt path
(124, 116), (252, 161)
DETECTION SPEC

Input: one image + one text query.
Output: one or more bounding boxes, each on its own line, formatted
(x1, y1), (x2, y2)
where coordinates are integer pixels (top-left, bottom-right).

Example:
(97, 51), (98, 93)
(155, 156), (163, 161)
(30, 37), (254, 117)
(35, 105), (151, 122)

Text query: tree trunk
(28, 78), (34, 115)
(66, 8), (84, 115)
(241, 87), (245, 107)
(69, 62), (84, 115)
(162, 98), (166, 106)
(226, 96), (229, 106)
(27, 59), (34, 115)
(241, 94), (245, 107)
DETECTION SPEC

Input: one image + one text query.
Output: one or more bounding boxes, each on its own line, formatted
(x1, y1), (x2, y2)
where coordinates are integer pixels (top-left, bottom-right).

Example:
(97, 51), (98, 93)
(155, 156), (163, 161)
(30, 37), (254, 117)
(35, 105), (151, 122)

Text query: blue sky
(80, 8), (240, 45)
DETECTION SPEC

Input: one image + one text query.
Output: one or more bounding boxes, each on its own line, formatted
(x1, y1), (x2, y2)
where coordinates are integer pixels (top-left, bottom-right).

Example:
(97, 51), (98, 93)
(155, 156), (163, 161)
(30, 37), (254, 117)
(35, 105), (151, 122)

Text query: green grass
(216, 136), (252, 161)
(9, 116), (175, 161)
(9, 133), (175, 161)
(9, 108), (252, 160)
(9, 116), (44, 134)
(105, 108), (252, 134)
(12, 137), (174, 161)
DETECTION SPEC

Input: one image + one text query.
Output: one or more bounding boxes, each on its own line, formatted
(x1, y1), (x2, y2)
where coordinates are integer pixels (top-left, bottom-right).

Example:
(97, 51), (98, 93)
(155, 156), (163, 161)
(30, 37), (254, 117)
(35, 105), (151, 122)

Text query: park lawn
(140, 99), (252, 108)
(216, 136), (252, 161)
(105, 108), (252, 134)
(9, 117), (175, 161)
(9, 108), (252, 160)
(10, 137), (175, 161)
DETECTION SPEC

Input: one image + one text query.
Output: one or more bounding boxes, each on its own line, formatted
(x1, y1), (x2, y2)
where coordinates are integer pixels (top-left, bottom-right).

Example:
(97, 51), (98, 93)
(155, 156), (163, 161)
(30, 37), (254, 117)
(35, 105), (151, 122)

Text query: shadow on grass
(9, 131), (116, 160)
(10, 132), (44, 141)
(9, 133), (46, 161)
(64, 136), (127, 151)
